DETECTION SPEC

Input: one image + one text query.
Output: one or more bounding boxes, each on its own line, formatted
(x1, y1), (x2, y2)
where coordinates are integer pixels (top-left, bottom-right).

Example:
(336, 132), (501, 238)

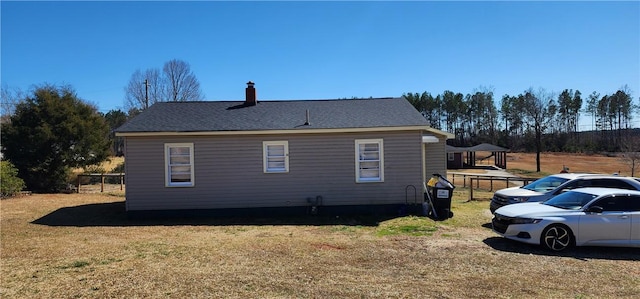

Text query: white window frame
(355, 139), (384, 183)
(263, 141), (289, 173)
(164, 143), (195, 187)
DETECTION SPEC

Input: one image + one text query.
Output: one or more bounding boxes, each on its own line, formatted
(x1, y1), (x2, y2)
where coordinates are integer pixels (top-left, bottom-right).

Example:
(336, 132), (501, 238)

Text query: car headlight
(511, 217), (542, 224)
(512, 197), (530, 203)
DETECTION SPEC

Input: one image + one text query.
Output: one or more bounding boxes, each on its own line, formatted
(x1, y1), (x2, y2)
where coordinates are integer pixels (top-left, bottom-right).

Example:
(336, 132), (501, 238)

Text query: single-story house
(115, 82), (453, 216)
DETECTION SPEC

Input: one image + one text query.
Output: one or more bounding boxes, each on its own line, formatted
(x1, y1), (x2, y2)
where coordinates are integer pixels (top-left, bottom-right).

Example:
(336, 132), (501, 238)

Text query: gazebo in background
(446, 143), (509, 169)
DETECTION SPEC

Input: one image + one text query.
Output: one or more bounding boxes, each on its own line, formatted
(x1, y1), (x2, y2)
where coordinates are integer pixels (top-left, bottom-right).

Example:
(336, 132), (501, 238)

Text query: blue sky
(2, 1), (639, 129)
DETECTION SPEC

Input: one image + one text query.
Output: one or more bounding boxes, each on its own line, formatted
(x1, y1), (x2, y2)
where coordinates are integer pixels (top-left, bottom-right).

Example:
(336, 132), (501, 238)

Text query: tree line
(404, 86), (638, 152)
(404, 86), (638, 172)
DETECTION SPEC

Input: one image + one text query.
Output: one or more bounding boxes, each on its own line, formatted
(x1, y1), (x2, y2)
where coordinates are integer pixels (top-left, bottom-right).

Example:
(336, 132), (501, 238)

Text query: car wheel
(541, 224), (573, 251)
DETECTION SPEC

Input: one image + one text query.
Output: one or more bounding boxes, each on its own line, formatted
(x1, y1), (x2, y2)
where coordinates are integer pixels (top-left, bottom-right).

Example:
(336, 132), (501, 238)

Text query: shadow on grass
(31, 201), (404, 227)
(483, 237), (640, 261)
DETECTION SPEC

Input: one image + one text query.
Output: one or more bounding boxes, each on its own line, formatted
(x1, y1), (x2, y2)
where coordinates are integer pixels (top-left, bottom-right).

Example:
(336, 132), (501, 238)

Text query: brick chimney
(245, 81), (257, 106)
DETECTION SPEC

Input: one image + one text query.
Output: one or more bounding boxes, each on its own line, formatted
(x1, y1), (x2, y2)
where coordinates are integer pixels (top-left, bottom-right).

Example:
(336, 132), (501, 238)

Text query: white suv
(489, 173), (640, 213)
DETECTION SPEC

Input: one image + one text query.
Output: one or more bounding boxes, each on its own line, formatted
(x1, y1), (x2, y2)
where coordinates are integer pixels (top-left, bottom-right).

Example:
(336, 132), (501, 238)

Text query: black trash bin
(425, 174), (455, 220)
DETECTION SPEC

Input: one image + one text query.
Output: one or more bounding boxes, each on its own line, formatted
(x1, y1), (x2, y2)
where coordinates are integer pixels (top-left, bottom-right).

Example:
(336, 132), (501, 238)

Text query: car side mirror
(586, 206), (603, 213)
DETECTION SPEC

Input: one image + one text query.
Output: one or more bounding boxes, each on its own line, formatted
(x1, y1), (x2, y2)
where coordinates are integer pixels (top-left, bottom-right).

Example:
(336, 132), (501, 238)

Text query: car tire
(541, 224), (574, 251)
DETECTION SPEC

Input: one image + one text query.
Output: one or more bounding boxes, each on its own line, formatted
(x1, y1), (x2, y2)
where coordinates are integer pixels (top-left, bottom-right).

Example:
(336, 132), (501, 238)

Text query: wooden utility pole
(144, 79), (150, 109)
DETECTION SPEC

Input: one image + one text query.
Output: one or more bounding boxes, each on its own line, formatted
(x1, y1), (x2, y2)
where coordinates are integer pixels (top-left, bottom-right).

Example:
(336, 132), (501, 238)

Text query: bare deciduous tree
(124, 59), (203, 111)
(124, 68), (163, 111)
(1, 84), (24, 124)
(620, 133), (640, 176)
(522, 88), (557, 172)
(163, 59), (203, 102)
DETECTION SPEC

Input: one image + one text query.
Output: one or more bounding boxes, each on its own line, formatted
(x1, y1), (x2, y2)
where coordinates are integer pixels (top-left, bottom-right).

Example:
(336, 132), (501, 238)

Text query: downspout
(123, 137), (129, 211)
(421, 137), (426, 190)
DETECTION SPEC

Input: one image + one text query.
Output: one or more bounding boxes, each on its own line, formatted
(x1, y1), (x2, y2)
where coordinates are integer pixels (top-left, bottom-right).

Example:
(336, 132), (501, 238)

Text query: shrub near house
(1, 160), (25, 197)
(1, 85), (110, 192)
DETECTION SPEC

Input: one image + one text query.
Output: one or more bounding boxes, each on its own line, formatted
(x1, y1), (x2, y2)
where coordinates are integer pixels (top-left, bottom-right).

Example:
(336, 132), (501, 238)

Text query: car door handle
(619, 215), (629, 219)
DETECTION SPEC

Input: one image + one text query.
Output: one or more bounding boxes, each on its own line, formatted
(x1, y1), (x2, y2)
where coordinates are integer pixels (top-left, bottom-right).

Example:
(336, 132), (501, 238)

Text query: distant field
(100, 156), (125, 172)
(1, 191), (638, 298)
(506, 152), (631, 176)
(450, 152), (634, 200)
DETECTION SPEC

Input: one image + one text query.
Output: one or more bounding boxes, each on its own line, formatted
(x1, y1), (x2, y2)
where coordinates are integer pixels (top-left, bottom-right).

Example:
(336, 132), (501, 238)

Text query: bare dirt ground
(505, 152), (630, 175)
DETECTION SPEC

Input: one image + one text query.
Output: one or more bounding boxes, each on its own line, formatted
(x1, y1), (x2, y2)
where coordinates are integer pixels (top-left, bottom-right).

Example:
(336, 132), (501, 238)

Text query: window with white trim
(164, 143), (194, 187)
(355, 139), (384, 182)
(263, 141), (289, 173)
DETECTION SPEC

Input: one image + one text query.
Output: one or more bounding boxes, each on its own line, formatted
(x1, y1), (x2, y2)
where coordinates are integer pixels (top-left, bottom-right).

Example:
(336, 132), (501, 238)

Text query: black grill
(491, 214), (511, 234)
(492, 194), (509, 205)
(490, 194), (510, 213)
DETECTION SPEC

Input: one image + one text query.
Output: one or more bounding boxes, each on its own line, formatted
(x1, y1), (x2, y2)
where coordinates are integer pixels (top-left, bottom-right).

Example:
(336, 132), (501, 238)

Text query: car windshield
(522, 176), (569, 192)
(543, 191), (597, 210)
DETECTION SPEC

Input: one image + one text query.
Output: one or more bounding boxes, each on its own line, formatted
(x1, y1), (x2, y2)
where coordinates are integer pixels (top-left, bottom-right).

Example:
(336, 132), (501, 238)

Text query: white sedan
(492, 187), (640, 251)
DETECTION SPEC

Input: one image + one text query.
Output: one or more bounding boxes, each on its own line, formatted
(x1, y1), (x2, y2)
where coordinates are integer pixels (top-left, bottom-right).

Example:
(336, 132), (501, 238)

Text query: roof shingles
(116, 98), (429, 133)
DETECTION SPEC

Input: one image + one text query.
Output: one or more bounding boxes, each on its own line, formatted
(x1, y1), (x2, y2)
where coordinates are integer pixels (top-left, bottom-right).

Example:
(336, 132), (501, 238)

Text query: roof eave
(115, 125), (433, 137)
(424, 127), (455, 139)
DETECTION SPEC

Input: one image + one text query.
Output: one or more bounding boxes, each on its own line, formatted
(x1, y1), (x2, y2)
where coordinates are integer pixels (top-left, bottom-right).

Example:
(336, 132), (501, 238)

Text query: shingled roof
(116, 97), (432, 134)
(446, 143), (509, 152)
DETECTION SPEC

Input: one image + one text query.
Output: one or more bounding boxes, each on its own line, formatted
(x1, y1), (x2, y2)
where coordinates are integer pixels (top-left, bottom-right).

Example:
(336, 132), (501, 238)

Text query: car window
(628, 195), (640, 212)
(559, 180), (582, 190)
(574, 180), (594, 188)
(590, 195), (629, 212)
(557, 179), (596, 193)
(523, 176), (569, 192)
(590, 179), (635, 190)
(544, 191), (597, 210)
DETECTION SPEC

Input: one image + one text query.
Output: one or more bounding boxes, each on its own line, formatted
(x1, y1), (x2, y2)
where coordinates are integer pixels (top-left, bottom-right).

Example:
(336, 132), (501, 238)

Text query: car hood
(495, 186), (544, 197)
(494, 202), (573, 218)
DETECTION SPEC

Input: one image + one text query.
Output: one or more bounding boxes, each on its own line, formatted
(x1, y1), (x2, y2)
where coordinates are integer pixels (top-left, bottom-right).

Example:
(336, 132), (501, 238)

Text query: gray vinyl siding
(124, 131), (425, 211)
(424, 138), (447, 181)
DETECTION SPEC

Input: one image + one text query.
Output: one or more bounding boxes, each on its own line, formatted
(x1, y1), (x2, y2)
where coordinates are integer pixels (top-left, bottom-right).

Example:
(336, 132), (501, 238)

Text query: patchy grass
(58, 260), (90, 269)
(2, 192), (638, 298)
(376, 216), (438, 236)
(506, 152), (630, 176)
(506, 168), (550, 178)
